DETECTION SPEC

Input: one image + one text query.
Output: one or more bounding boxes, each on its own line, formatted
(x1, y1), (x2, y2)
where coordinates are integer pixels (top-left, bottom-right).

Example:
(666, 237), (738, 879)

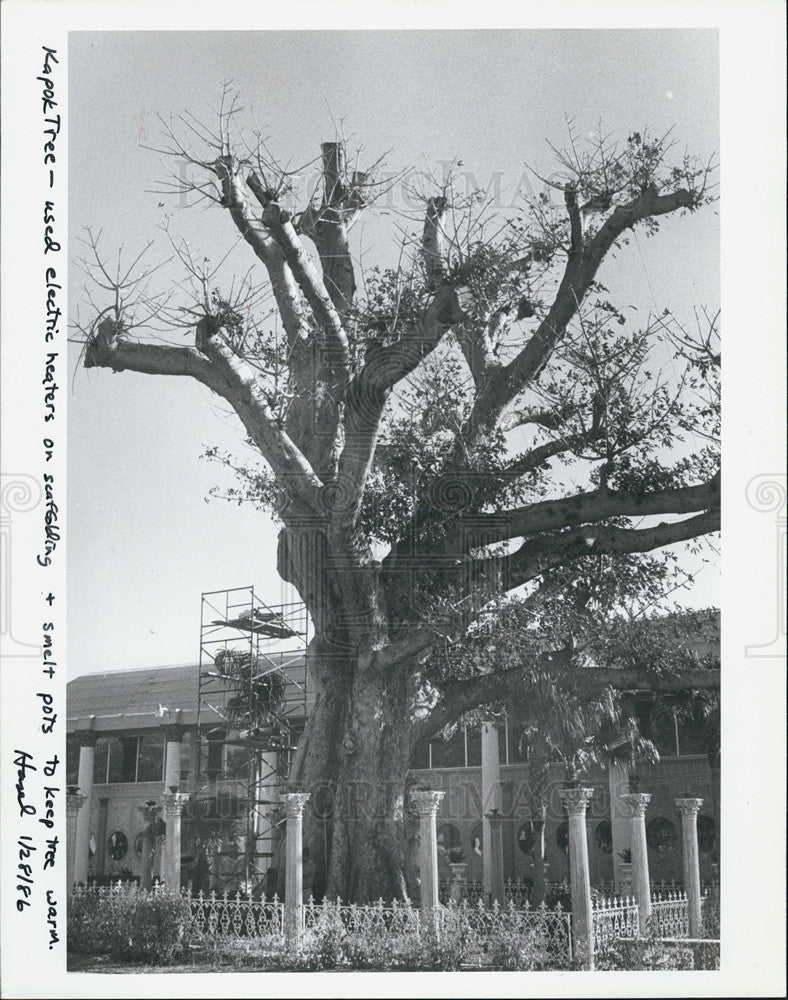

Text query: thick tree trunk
(286, 638), (417, 902)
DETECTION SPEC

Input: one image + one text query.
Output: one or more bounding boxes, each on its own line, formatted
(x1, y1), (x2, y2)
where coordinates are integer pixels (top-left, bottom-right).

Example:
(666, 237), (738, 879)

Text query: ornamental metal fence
(71, 877), (717, 965)
(592, 894), (640, 949)
(185, 891), (574, 962)
(648, 888), (690, 938)
(439, 877), (720, 908)
(701, 883), (720, 938)
(70, 883), (573, 964)
(591, 878), (719, 900)
(438, 878), (572, 906)
(591, 885), (719, 947)
(188, 890), (284, 939)
(447, 898), (573, 962)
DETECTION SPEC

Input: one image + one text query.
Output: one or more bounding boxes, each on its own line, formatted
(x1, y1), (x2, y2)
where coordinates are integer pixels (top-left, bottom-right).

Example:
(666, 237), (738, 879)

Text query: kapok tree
(76, 95), (720, 902)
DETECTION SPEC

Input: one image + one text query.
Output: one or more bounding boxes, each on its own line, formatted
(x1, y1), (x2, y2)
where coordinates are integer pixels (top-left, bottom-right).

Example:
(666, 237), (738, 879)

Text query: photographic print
(1, 4), (785, 998)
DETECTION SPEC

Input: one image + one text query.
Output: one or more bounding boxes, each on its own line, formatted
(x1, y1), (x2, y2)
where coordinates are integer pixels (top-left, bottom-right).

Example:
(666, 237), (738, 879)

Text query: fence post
(561, 787), (594, 970)
(66, 788), (87, 890)
(161, 791), (189, 893)
(411, 790), (445, 922)
(623, 792), (652, 935)
(282, 792), (310, 948)
(675, 797), (703, 937)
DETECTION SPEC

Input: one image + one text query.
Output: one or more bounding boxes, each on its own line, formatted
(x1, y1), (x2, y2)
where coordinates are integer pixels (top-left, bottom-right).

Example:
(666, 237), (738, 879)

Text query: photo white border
(1, 2), (785, 997)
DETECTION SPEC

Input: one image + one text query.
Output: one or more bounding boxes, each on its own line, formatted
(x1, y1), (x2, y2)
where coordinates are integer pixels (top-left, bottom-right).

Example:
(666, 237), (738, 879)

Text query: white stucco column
(675, 797), (703, 937)
(481, 721), (502, 901)
(73, 731), (96, 885)
(282, 792), (310, 946)
(411, 790), (445, 920)
(623, 792), (652, 934)
(139, 800), (161, 891)
(162, 725), (184, 791)
(609, 763), (631, 891)
(66, 790), (87, 890)
(561, 787), (594, 970)
(162, 792), (189, 893)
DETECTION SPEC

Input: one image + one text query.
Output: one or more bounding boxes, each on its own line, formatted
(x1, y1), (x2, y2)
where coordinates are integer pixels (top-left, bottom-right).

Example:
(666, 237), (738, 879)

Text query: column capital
(622, 792), (651, 816)
(66, 792), (87, 815)
(674, 797), (703, 818)
(485, 807), (504, 827)
(561, 787), (593, 815)
(162, 792), (189, 818)
(410, 789), (445, 816)
(74, 729), (98, 748)
(282, 792), (310, 818)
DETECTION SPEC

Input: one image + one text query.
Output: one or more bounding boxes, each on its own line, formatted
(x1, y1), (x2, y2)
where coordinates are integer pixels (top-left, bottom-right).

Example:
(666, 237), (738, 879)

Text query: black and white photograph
(1, 3), (785, 997)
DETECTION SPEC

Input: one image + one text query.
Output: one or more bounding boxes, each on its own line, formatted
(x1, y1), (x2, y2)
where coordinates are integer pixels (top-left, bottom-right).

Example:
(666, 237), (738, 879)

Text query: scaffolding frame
(196, 586), (309, 892)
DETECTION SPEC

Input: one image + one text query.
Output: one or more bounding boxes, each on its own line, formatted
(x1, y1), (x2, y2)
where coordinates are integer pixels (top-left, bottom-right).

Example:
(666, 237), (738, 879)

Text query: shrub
(484, 924), (552, 971)
(264, 918), (473, 972)
(409, 924), (471, 971)
(68, 888), (192, 965)
(595, 938), (695, 971)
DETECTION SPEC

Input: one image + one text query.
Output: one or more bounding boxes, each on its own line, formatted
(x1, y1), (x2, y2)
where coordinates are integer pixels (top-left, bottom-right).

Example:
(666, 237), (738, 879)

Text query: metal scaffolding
(196, 586), (309, 892)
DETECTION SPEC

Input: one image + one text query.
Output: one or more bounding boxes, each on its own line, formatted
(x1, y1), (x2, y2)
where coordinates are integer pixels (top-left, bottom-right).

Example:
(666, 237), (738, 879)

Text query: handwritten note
(8, 43), (66, 960)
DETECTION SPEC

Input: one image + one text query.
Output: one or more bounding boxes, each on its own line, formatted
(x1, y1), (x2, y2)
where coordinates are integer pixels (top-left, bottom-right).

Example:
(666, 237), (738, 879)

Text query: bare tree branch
(466, 185), (697, 441)
(503, 507), (720, 590)
(85, 318), (322, 508)
(454, 472), (720, 552)
(261, 200), (351, 397)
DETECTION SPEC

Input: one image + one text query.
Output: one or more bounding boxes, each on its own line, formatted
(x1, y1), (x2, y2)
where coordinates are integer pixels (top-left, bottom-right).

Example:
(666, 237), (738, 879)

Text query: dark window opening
(136, 734), (165, 783)
(697, 815), (715, 853)
(594, 820), (613, 854)
(66, 740), (79, 786)
(556, 820), (569, 854)
(107, 736), (138, 783)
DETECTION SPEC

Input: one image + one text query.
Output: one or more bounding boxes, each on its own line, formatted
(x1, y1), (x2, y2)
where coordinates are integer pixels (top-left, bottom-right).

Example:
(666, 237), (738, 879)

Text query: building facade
(67, 655), (719, 893)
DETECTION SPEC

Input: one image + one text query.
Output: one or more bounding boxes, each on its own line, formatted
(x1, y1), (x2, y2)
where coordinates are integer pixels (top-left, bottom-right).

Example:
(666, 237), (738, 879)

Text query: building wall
(69, 732), (718, 889)
(412, 754), (717, 885)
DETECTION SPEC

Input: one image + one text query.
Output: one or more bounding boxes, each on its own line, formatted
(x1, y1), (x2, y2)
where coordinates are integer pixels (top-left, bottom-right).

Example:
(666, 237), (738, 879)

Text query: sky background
(68, 29), (720, 677)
